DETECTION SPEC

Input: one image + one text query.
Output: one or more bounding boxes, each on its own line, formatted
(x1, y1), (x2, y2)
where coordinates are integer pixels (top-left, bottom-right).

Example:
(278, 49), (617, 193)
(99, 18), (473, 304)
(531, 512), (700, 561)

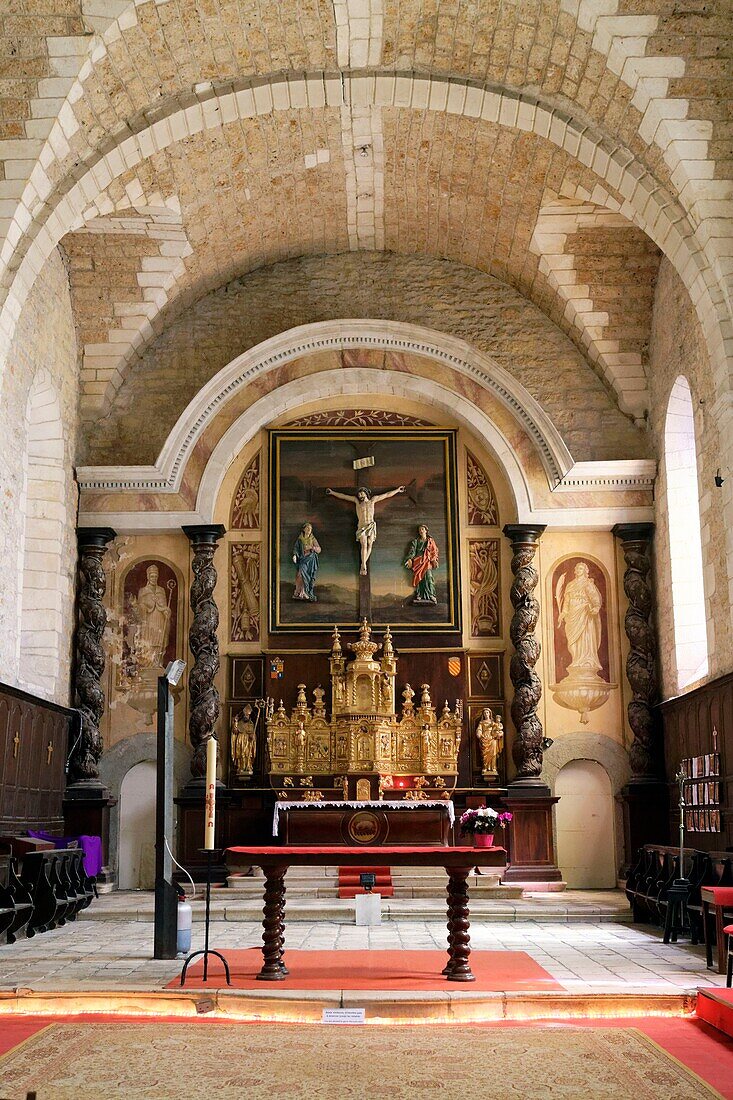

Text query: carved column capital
(69, 527), (116, 791)
(183, 524), (226, 780)
(502, 523), (547, 788)
(612, 522), (661, 780)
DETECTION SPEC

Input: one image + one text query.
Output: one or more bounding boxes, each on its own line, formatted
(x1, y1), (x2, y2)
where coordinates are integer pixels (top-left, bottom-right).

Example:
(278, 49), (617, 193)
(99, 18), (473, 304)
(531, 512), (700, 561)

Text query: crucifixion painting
(326, 484), (406, 575)
(270, 428), (460, 632)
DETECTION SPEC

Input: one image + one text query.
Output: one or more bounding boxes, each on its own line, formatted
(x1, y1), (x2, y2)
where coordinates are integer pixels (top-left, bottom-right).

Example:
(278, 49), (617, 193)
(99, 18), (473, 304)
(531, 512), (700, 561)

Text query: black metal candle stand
(179, 848), (231, 986)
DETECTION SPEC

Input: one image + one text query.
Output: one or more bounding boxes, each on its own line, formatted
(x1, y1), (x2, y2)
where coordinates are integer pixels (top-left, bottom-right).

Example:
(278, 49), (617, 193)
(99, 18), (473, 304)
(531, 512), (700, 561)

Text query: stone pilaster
(182, 524), (226, 781)
(502, 524), (547, 788)
(68, 527), (116, 792)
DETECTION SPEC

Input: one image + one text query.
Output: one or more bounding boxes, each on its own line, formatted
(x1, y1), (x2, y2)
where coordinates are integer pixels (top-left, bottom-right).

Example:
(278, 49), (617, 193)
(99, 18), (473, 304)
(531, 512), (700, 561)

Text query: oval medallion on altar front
(348, 811), (380, 845)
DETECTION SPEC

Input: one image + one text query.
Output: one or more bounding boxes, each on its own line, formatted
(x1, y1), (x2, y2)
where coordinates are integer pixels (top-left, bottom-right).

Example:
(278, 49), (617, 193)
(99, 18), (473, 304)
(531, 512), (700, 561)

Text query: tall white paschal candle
(205, 735), (217, 850)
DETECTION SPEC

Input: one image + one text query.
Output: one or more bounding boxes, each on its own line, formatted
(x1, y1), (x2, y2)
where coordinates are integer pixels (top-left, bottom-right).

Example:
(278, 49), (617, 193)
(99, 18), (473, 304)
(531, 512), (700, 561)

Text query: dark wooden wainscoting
(0, 681), (75, 834)
(659, 671), (733, 851)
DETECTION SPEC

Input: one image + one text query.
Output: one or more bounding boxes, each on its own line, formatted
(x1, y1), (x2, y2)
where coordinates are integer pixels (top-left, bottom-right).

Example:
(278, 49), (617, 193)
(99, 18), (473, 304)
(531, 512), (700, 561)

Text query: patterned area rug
(0, 1023), (721, 1099)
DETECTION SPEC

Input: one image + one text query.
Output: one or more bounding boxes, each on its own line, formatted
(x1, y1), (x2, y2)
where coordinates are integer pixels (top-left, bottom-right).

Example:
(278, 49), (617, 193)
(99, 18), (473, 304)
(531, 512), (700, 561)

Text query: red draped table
(225, 845), (506, 983)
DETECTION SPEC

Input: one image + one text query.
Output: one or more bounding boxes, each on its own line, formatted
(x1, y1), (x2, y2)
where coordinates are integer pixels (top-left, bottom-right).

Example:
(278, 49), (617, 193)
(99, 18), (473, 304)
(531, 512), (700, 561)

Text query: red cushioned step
(697, 988), (733, 1041)
(338, 864), (393, 899)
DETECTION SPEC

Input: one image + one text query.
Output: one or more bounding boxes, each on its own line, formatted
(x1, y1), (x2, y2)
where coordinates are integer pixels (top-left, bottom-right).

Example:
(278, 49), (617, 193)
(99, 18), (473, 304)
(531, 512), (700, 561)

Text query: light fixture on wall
(714, 469), (725, 488)
(165, 659), (186, 686)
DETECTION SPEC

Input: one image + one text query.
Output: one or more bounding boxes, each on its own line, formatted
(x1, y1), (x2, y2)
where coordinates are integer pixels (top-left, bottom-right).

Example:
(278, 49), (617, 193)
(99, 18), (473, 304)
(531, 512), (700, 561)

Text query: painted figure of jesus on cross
(326, 484), (405, 575)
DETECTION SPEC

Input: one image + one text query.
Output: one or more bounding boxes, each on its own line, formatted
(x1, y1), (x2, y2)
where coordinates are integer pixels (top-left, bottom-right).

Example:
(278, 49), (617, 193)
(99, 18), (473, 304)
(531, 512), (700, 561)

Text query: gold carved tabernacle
(266, 620), (462, 796)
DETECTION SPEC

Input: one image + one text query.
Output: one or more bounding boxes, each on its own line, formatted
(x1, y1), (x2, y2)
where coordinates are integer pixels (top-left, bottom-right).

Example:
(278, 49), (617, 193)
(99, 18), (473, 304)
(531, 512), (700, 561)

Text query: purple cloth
(27, 831), (103, 877)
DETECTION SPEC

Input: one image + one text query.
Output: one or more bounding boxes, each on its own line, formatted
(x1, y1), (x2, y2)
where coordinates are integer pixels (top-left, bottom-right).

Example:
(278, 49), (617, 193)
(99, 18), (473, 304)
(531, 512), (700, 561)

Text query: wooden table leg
(703, 900), (713, 969)
(442, 871), (456, 976)
(279, 878), (289, 975)
(445, 868), (475, 983)
(257, 865), (288, 981)
(715, 904), (727, 975)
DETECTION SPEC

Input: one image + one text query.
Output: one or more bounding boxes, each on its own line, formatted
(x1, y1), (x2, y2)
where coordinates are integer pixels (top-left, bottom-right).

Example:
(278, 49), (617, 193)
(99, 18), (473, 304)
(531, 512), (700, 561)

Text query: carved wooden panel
(660, 671), (733, 851)
(231, 453), (260, 530)
(466, 451), (498, 526)
(230, 657), (264, 699)
(230, 543), (261, 643)
(469, 539), (500, 637)
(467, 654), (504, 699)
(0, 683), (71, 833)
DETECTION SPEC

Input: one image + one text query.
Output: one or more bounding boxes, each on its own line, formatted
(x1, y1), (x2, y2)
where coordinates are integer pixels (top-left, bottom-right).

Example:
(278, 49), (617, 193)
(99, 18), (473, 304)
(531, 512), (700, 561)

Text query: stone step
(79, 896), (632, 924)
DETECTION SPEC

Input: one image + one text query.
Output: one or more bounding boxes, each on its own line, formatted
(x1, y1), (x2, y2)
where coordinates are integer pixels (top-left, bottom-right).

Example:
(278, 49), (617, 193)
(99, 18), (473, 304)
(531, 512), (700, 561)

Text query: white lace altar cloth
(273, 799), (455, 835)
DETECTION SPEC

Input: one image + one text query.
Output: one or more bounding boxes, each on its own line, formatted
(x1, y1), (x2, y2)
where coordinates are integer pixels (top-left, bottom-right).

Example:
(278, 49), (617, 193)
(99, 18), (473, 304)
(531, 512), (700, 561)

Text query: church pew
(0, 855), (33, 944)
(20, 849), (91, 937)
(627, 845), (733, 947)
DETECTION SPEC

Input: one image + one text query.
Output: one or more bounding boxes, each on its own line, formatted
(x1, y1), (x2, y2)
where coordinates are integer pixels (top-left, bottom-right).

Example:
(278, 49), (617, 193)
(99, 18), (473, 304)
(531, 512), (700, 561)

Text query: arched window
(664, 376), (709, 690)
(18, 370), (69, 700)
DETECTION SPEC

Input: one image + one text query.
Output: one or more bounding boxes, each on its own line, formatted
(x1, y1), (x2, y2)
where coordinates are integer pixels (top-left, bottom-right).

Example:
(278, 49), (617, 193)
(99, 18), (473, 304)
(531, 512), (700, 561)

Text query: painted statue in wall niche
(231, 703), (257, 778)
(231, 453), (260, 530)
(404, 524), (439, 604)
(550, 557), (614, 725)
(469, 539), (500, 637)
(230, 543), (260, 642)
(556, 562), (603, 675)
(466, 451), (498, 526)
(292, 523), (321, 601)
(122, 561), (177, 678)
(120, 559), (180, 725)
(325, 484), (405, 575)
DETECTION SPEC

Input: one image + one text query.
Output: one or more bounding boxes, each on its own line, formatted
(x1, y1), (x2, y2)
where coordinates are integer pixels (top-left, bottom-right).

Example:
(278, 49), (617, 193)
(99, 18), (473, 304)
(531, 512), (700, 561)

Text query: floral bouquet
(459, 806), (513, 836)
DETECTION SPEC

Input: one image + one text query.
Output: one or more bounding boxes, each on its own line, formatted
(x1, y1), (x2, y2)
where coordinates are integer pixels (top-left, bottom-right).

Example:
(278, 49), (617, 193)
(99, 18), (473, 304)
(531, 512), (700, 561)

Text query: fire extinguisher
(176, 884), (192, 954)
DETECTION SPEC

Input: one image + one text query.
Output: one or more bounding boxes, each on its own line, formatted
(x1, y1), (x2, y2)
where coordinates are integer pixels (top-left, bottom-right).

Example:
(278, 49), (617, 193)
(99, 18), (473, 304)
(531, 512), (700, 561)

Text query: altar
(273, 799), (455, 845)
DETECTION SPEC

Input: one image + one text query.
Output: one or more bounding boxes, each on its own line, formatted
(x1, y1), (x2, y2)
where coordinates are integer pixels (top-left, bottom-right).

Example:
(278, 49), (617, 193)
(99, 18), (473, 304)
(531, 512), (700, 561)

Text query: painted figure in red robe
(404, 524), (439, 604)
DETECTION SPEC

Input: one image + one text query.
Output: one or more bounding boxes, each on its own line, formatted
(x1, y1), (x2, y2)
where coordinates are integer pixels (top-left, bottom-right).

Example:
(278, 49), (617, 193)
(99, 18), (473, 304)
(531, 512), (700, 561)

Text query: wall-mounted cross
(46, 741), (54, 766)
(12, 732), (19, 759)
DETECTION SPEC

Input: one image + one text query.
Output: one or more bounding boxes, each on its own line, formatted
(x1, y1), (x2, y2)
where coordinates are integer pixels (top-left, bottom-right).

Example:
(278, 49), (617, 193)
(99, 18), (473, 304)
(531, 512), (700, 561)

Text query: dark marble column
(68, 527), (116, 793)
(612, 523), (668, 862)
(502, 523), (547, 788)
(182, 524), (226, 782)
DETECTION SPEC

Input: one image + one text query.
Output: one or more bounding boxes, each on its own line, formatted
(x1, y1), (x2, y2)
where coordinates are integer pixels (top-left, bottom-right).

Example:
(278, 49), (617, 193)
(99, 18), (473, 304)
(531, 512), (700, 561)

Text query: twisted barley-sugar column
(612, 523), (660, 779)
(502, 524), (547, 786)
(182, 524), (226, 780)
(70, 528), (116, 787)
(257, 867), (287, 981)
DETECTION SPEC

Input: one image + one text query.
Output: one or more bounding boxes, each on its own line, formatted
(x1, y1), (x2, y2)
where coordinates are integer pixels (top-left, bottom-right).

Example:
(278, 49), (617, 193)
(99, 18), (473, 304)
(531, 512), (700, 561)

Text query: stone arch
(17, 370), (70, 699)
(98, 732), (191, 882)
(1, 73), (729, 425)
(664, 376), (709, 691)
(542, 733), (631, 877)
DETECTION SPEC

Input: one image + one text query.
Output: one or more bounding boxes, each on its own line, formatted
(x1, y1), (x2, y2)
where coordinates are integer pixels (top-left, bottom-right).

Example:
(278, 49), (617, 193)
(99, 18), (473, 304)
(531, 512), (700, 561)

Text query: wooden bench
(0, 854), (33, 944)
(626, 844), (733, 948)
(0, 844), (95, 941)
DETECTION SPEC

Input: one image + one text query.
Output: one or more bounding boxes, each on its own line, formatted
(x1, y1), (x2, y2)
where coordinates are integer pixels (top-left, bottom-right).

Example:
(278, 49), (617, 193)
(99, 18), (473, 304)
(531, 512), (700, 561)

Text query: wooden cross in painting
(326, 441), (416, 620)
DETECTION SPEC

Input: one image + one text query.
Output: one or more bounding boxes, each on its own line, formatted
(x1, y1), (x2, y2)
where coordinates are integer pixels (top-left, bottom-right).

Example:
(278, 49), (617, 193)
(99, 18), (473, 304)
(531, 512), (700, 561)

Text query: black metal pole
(154, 674), (177, 959)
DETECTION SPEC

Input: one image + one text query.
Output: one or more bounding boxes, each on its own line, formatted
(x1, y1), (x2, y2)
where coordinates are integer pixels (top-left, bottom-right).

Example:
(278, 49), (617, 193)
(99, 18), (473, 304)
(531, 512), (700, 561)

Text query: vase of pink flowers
(459, 806), (512, 848)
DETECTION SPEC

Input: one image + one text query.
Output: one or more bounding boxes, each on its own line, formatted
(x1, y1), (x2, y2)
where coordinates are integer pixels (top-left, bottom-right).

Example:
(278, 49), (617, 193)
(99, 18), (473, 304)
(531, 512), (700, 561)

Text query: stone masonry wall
(0, 249), (79, 704)
(648, 258), (733, 698)
(83, 252), (649, 466)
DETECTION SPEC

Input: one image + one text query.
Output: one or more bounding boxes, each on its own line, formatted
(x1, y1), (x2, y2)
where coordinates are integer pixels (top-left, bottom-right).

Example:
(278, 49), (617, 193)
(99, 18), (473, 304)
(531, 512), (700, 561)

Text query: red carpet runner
(173, 948), (561, 991)
(337, 865), (393, 898)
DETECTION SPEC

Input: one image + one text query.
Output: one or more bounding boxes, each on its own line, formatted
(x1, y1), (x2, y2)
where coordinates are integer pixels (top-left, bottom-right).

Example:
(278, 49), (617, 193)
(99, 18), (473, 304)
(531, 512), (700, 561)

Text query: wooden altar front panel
(0, 682), (72, 834)
(280, 804), (452, 846)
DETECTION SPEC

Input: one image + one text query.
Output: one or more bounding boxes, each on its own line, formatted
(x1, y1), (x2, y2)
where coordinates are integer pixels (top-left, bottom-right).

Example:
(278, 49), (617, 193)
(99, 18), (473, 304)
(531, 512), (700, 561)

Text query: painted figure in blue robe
(292, 522), (321, 601)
